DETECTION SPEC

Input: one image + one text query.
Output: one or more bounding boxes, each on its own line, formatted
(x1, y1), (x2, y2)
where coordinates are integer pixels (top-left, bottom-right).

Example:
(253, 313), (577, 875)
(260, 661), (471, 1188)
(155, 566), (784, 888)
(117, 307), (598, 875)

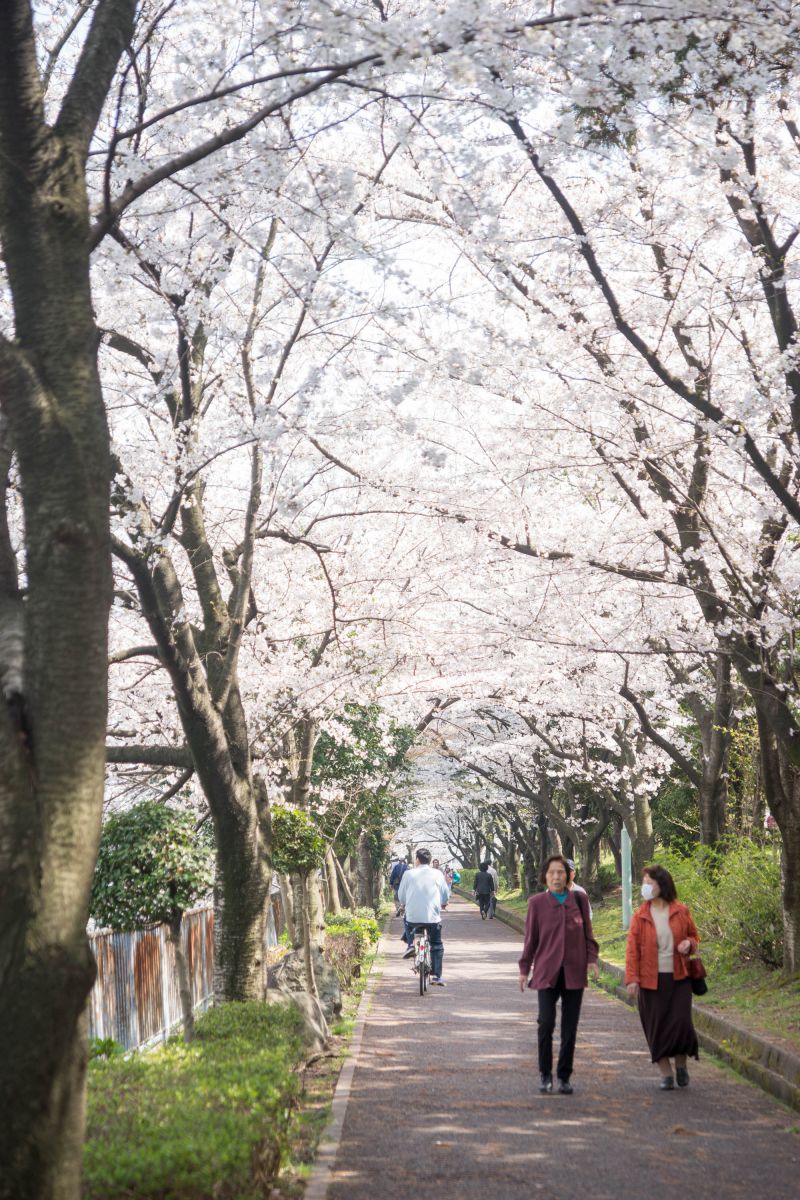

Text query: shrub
(653, 840), (783, 969)
(323, 910), (381, 987)
(456, 868), (478, 892)
(83, 1001), (304, 1199)
(324, 910), (380, 955)
(597, 862), (619, 891)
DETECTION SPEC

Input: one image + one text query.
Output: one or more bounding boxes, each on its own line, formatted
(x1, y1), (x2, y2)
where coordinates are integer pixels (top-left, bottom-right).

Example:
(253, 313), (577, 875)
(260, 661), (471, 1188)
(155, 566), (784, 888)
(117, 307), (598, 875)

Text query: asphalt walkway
(322, 896), (799, 1200)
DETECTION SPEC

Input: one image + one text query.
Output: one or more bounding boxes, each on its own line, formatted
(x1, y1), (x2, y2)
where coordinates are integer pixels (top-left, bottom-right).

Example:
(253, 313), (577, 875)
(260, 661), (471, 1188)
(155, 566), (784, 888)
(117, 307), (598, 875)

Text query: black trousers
(537, 968), (584, 1080)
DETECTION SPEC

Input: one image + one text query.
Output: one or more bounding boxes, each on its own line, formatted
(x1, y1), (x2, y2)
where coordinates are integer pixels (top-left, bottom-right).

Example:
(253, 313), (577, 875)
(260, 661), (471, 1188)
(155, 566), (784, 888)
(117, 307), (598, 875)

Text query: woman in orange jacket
(625, 864), (700, 1090)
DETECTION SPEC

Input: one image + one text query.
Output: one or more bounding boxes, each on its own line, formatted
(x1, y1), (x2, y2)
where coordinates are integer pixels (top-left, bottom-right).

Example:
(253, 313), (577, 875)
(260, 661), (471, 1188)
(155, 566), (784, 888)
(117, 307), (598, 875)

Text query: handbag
(686, 954), (708, 996)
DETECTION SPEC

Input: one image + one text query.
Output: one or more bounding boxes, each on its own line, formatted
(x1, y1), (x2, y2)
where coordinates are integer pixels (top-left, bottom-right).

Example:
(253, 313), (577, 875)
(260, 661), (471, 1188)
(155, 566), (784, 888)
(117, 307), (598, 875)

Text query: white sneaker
(430, 977), (447, 987)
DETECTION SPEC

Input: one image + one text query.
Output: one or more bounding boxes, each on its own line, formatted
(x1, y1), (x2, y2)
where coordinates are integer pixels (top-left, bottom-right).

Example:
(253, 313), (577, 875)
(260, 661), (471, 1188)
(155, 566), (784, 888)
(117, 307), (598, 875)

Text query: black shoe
(676, 1067), (690, 1088)
(557, 1079), (573, 1094)
(659, 1075), (675, 1090)
(481, 909), (487, 920)
(402, 946), (415, 959)
(539, 1074), (553, 1093)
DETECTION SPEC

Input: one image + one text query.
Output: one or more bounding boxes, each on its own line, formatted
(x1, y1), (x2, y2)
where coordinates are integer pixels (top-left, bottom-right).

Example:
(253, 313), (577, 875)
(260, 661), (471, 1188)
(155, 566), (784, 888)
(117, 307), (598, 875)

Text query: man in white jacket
(398, 847), (450, 985)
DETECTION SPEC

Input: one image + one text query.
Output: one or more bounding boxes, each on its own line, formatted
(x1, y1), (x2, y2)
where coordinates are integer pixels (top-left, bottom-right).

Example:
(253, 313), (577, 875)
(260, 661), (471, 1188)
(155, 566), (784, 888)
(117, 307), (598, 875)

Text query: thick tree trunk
(212, 788), (270, 1001)
(0, 4), (132, 1194)
(626, 790), (655, 882)
(168, 914), (195, 1042)
(356, 831), (375, 908)
(755, 713), (800, 972)
(325, 847), (343, 914)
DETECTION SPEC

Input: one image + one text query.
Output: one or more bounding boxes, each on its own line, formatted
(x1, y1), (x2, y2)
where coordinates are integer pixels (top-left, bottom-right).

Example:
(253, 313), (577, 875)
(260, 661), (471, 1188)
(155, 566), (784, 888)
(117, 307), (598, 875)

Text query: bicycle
(411, 926), (432, 994)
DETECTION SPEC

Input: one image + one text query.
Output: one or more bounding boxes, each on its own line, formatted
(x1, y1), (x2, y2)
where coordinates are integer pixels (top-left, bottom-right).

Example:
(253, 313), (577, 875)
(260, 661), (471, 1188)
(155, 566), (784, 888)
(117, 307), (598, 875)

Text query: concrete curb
(302, 932), (386, 1200)
(455, 886), (800, 1112)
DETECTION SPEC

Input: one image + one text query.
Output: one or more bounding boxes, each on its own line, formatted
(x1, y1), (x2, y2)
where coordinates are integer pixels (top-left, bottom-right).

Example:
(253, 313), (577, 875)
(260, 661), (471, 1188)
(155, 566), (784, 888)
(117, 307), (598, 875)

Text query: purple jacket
(518, 890), (599, 990)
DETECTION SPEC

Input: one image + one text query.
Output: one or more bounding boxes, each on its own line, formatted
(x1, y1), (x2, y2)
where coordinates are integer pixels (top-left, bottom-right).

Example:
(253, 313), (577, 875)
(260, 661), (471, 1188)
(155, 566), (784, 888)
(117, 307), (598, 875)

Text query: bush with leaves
(270, 804), (325, 876)
(90, 801), (214, 1038)
(655, 840), (783, 969)
(90, 801), (214, 931)
(83, 1001), (304, 1199)
(323, 909), (381, 987)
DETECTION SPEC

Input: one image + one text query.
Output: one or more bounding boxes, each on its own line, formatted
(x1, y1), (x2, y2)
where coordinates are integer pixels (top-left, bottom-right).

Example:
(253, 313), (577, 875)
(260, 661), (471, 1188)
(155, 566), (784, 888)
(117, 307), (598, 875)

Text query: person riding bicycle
(398, 847), (450, 986)
(473, 861), (495, 919)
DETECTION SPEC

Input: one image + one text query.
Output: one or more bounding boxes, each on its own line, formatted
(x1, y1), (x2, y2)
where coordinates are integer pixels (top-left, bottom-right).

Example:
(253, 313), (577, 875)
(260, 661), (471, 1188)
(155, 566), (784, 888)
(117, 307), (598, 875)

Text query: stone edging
(454, 886), (800, 1112)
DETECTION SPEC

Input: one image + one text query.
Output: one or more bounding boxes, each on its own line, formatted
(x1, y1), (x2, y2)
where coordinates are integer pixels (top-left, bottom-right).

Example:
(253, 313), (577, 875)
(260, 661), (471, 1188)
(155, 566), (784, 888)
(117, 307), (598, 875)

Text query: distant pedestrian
(518, 854), (599, 1095)
(389, 857), (410, 915)
(473, 861), (495, 919)
(486, 860), (500, 917)
(565, 859), (592, 919)
(625, 864), (700, 1090)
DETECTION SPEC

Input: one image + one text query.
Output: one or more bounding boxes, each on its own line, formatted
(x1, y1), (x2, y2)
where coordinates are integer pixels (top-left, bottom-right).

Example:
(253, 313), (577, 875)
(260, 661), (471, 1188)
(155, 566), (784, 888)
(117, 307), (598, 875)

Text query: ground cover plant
(83, 1002), (304, 1199)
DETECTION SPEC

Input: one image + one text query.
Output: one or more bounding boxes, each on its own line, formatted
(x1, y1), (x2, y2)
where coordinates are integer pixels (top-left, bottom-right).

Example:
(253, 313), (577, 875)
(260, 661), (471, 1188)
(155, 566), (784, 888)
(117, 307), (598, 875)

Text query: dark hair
(416, 847), (432, 865)
(643, 864), (677, 903)
(539, 855), (571, 887)
(479, 860), (489, 871)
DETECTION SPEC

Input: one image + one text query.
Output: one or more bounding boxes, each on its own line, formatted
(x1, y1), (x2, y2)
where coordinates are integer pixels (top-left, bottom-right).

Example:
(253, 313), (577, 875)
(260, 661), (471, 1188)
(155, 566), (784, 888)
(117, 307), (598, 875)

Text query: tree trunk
(334, 854), (356, 910)
(168, 914), (195, 1042)
(278, 873), (298, 947)
(325, 847), (343, 914)
(300, 872), (319, 999)
(356, 831), (375, 908)
(0, 4), (133, 1194)
(212, 787), (270, 1001)
(695, 654), (733, 845)
(754, 709), (800, 972)
(626, 790), (655, 882)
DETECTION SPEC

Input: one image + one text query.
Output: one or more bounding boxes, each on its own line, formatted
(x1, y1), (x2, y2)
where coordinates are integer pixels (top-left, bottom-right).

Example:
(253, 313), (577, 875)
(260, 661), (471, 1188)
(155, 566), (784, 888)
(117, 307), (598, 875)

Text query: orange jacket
(624, 901), (700, 990)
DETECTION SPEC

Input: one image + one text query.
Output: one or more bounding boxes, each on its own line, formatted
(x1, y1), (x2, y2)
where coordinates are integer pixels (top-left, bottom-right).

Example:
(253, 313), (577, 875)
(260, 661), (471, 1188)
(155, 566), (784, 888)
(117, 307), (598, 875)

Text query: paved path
(323, 897), (799, 1200)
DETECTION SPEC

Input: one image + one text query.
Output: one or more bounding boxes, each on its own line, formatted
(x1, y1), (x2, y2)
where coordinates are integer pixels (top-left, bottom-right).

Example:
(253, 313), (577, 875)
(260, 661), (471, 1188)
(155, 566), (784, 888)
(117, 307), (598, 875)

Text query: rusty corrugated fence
(87, 891), (283, 1051)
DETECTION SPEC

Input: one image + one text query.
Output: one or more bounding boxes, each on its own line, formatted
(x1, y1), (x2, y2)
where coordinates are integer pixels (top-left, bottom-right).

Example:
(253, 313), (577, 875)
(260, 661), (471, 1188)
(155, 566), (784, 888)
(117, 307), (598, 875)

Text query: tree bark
(334, 853), (356, 910)
(167, 914), (195, 1042)
(0, 3), (133, 1195)
(324, 847), (343, 914)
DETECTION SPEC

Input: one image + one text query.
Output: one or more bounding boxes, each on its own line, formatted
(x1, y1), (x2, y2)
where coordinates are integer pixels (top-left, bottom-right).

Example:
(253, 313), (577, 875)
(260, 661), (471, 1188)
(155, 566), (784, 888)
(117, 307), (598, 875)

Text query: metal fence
(87, 890), (284, 1051)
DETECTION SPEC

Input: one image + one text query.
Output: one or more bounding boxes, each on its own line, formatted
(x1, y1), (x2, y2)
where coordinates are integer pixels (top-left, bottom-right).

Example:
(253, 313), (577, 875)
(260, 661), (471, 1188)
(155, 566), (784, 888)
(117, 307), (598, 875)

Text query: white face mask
(641, 882), (656, 901)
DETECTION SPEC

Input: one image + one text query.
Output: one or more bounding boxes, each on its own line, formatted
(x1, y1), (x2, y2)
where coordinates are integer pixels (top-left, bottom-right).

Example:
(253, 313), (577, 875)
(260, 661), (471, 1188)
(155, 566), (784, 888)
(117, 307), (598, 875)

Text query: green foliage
(310, 704), (416, 864)
(90, 802), (214, 930)
(324, 909), (380, 956)
(655, 840), (783, 969)
(457, 868), (478, 892)
(83, 1001), (304, 1199)
(89, 1037), (125, 1061)
(271, 804), (325, 875)
(652, 770), (700, 855)
(597, 861), (619, 891)
(323, 909), (380, 987)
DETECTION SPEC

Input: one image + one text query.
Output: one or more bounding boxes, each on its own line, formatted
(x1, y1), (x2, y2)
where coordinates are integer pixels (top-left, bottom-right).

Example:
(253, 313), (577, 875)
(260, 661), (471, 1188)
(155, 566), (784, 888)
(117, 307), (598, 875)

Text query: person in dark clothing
(473, 861), (495, 919)
(518, 854), (599, 1095)
(389, 857), (409, 915)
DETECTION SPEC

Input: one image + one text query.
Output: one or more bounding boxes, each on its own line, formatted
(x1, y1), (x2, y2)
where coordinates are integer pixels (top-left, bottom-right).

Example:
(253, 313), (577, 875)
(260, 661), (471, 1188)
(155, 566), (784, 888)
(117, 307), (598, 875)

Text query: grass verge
(83, 1001), (305, 1199)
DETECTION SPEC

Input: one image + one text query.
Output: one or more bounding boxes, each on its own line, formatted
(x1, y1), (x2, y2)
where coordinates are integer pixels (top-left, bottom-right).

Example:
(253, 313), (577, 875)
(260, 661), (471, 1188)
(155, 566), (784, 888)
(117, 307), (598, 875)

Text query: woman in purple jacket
(518, 855), (600, 1095)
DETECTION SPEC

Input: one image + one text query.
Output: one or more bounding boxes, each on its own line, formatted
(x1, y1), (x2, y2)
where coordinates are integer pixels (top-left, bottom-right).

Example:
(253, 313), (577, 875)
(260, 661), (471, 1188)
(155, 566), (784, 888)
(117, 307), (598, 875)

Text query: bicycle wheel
(419, 952), (426, 995)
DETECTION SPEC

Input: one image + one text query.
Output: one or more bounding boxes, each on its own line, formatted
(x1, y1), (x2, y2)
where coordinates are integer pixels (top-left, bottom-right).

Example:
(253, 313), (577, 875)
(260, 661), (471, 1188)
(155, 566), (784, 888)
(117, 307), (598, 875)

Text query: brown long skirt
(638, 973), (699, 1062)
